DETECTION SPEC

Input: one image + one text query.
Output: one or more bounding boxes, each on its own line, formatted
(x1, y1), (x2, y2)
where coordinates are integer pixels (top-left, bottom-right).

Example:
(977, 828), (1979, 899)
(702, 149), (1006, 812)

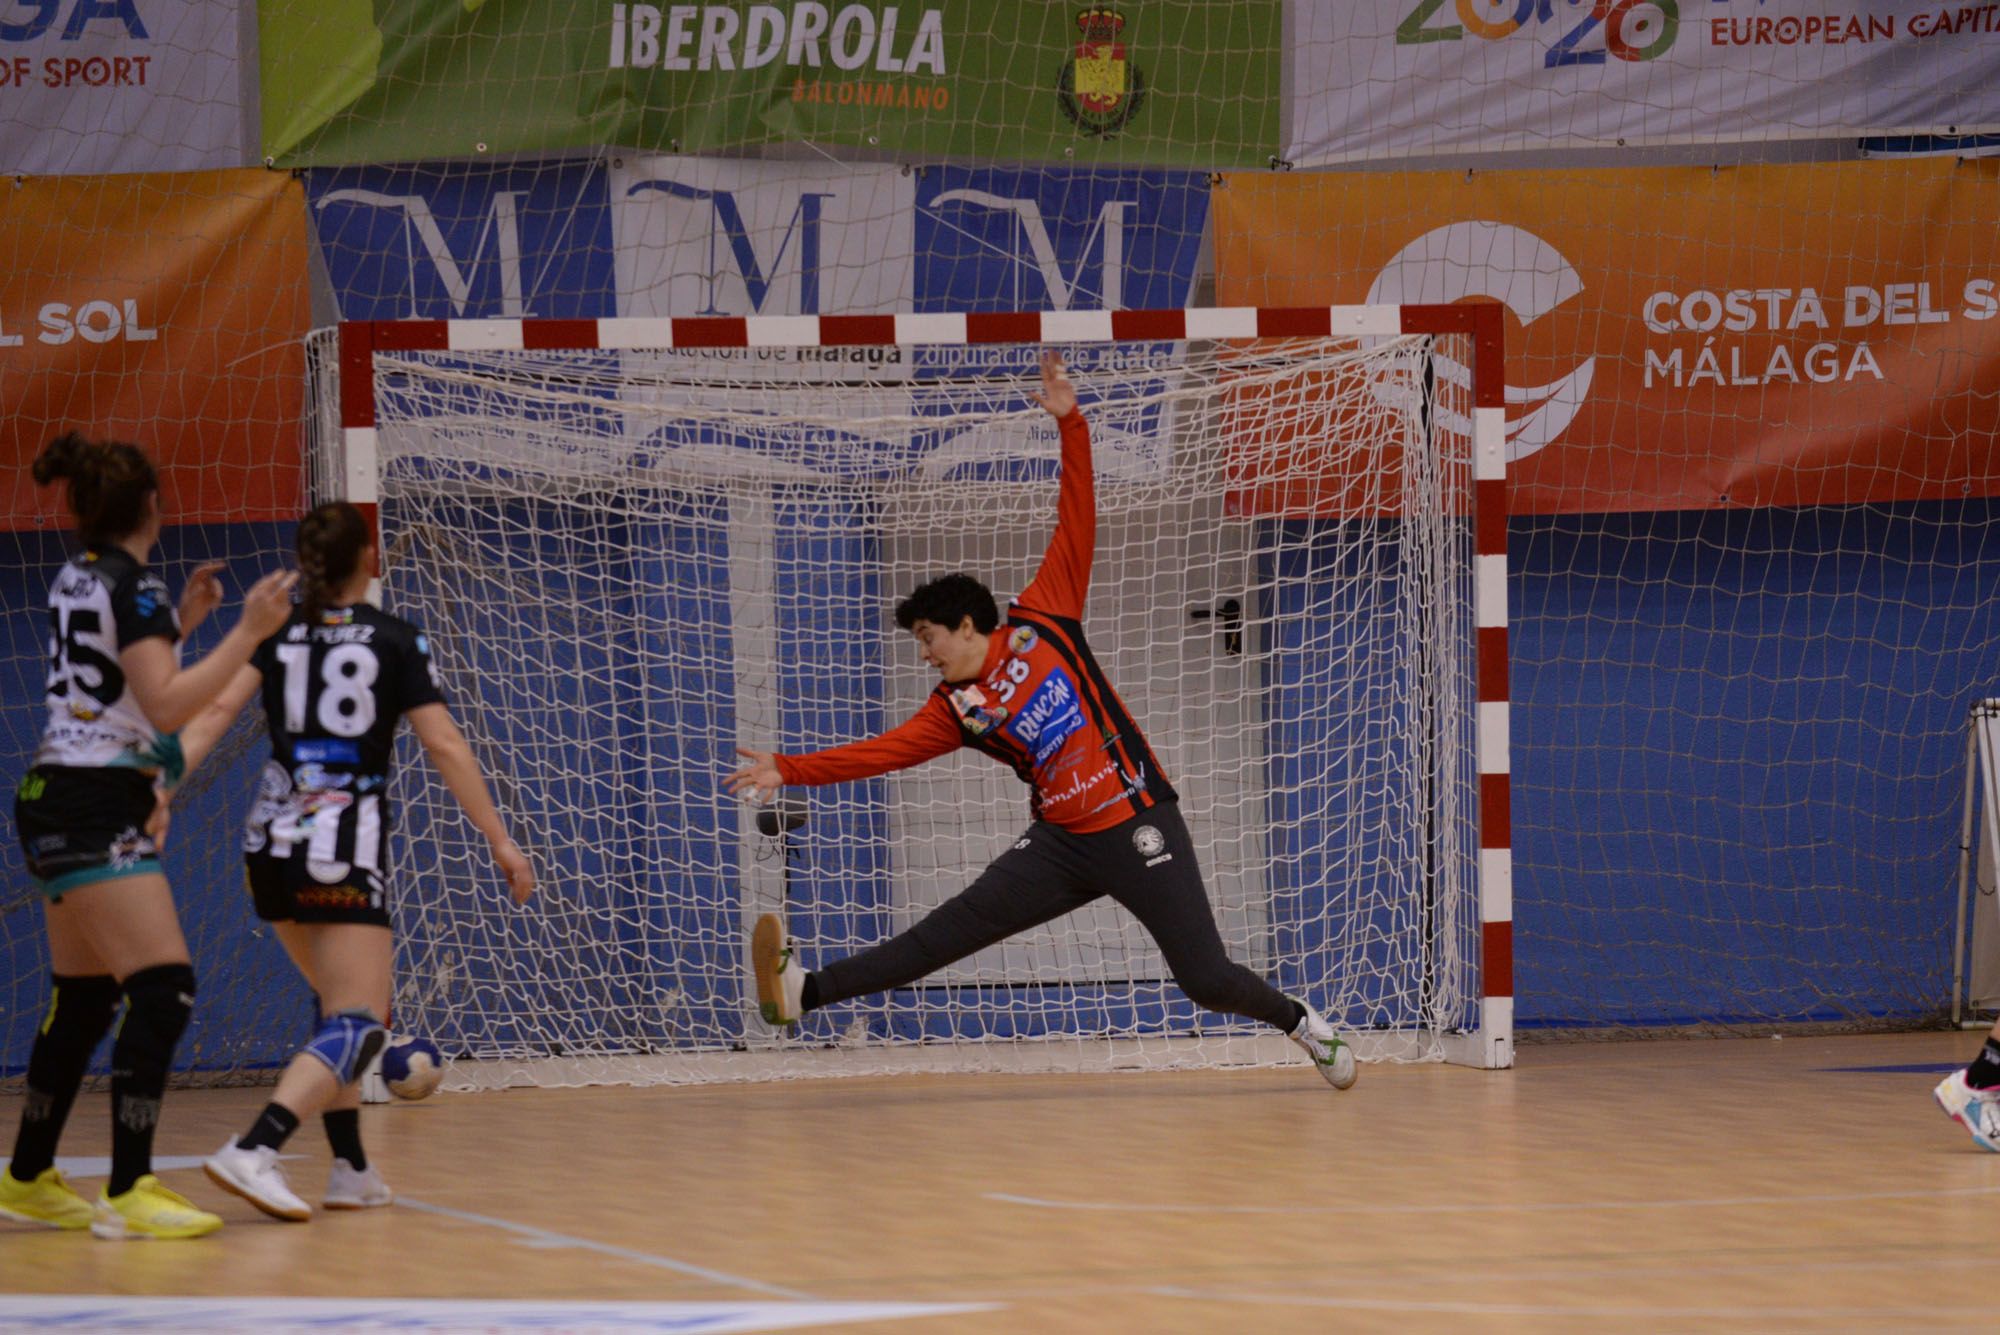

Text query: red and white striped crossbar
(337, 303), (1513, 1068)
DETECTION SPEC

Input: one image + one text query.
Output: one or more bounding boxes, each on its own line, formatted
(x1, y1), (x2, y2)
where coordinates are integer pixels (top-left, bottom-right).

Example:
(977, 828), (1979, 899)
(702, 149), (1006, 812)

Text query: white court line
(0, 1295), (996, 1333)
(959, 1251), (1997, 1305)
(13, 1157), (802, 1301)
(10, 1154), (215, 1178)
(1143, 1287), (1991, 1321)
(987, 1183), (2000, 1216)
(394, 1197), (809, 1299)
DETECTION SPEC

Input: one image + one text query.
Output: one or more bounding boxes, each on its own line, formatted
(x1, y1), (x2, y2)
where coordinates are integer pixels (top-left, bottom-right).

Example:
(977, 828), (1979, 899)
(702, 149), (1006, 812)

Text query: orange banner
(2, 170), (309, 530)
(1215, 159), (2000, 515)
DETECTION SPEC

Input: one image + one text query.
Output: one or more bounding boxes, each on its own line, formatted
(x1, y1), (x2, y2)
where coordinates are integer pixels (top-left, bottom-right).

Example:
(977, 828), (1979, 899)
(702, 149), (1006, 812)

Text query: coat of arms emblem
(1059, 7), (1146, 137)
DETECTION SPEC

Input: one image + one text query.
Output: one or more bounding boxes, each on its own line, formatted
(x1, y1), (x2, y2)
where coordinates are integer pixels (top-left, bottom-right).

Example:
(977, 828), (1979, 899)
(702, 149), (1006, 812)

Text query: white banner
(0, 0), (247, 175)
(1286, 2), (2000, 166)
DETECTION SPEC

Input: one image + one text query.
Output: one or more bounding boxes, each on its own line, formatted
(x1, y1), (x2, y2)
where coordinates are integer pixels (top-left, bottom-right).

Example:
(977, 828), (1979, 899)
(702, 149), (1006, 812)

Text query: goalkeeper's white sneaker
(1289, 1002), (1358, 1090)
(1933, 1068), (2000, 1152)
(752, 913), (806, 1027)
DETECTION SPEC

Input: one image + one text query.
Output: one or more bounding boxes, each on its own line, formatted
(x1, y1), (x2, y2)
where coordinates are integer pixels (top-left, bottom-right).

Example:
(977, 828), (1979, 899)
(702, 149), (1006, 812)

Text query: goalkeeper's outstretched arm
(725, 703), (961, 805)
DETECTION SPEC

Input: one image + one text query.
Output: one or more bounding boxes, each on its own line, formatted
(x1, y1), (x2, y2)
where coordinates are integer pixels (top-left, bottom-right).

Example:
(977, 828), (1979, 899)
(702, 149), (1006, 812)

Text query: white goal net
(333, 310), (1508, 1086)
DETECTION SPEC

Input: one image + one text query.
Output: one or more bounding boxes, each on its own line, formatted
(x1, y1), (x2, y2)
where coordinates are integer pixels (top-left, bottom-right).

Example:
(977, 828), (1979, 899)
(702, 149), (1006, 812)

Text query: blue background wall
(1511, 498), (2000, 1031)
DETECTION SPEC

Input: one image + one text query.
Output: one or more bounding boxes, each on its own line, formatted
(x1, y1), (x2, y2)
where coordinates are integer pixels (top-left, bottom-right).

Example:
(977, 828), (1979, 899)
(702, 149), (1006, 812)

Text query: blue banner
(914, 165), (1206, 314)
(308, 159), (616, 320)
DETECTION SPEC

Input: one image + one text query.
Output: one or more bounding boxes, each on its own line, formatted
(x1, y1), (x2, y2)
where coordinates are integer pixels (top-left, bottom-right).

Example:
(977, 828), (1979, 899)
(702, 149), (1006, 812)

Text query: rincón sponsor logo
(1058, 6), (1145, 137)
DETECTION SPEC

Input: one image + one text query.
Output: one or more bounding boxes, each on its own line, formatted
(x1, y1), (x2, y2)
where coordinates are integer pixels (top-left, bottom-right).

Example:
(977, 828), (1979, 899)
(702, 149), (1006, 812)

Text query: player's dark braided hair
(895, 572), (1000, 634)
(31, 431), (159, 547)
(297, 500), (371, 625)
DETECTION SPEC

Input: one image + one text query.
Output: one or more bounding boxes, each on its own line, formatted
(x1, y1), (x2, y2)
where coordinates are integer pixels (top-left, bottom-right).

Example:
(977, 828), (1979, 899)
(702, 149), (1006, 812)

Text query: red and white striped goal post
(336, 302), (1513, 1069)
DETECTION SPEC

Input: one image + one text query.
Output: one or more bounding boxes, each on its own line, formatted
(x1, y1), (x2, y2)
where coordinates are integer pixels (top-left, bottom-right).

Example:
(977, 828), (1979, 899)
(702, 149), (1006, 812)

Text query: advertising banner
(612, 156), (914, 320)
(308, 158), (617, 320)
(911, 163), (1208, 477)
(1214, 159), (2000, 514)
(259, 1), (1281, 169)
(2, 170), (310, 529)
(1287, 3), (2000, 165)
(601, 157), (1207, 475)
(1, 0), (246, 175)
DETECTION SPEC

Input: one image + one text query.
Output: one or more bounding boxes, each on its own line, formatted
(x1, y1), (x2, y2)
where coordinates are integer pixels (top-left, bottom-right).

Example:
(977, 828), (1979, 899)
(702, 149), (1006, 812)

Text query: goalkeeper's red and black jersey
(774, 410), (1177, 834)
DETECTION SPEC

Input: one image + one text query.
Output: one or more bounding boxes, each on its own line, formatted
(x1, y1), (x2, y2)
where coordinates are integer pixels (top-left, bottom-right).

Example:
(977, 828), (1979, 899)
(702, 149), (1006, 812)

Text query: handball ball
(381, 1035), (445, 1100)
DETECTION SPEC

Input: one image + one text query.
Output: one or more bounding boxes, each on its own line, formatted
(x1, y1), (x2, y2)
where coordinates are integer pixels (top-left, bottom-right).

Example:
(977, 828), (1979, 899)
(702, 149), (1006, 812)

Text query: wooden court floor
(3, 1029), (1997, 1333)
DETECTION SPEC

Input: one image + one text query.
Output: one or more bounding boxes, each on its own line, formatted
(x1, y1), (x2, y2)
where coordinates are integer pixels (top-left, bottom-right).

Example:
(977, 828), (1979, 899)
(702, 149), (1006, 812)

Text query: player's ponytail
(32, 431), (159, 547)
(297, 500), (371, 625)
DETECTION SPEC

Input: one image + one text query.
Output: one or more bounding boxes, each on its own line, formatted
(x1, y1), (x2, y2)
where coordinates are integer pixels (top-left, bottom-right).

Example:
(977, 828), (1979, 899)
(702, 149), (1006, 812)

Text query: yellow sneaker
(0, 1165), (94, 1229)
(91, 1174), (223, 1241)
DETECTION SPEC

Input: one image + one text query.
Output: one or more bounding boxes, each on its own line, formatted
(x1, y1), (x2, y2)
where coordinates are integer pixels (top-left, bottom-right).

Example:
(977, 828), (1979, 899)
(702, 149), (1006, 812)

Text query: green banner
(259, 1), (1281, 168)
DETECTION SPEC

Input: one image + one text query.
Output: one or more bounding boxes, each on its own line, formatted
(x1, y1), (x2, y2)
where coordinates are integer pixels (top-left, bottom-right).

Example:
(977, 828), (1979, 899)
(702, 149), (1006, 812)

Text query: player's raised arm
(1016, 349), (1094, 618)
(179, 663), (264, 778)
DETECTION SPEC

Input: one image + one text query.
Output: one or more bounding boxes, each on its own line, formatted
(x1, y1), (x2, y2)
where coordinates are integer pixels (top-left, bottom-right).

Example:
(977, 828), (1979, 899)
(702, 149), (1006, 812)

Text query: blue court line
(1812, 1063), (1964, 1074)
(395, 1197), (810, 1299)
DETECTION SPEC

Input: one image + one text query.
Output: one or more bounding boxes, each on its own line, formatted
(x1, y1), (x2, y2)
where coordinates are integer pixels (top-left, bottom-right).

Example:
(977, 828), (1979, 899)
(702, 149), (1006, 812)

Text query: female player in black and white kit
(1, 432), (297, 1240)
(182, 500), (533, 1222)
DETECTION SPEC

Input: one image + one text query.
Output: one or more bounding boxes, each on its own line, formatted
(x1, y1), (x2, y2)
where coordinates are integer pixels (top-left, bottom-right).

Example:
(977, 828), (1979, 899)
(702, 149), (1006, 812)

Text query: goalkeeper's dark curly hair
(895, 572), (999, 634)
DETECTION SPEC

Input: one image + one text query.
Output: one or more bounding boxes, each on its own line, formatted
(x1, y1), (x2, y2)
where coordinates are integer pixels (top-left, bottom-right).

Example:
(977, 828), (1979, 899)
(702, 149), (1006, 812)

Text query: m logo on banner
(927, 188), (1134, 310)
(311, 161), (616, 322)
(317, 188), (534, 319)
(625, 179), (833, 315)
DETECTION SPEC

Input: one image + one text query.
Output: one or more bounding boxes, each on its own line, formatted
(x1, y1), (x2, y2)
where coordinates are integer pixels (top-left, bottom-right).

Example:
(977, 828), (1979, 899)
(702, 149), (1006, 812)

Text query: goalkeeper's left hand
(1031, 349), (1079, 419)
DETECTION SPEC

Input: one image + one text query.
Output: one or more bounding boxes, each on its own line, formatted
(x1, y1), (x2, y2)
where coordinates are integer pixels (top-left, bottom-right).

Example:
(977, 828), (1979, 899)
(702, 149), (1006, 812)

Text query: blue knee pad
(303, 1009), (386, 1085)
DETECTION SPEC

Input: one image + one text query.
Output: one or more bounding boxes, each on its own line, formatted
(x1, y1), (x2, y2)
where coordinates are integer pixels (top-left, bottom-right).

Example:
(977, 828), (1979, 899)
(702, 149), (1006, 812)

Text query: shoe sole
(323, 1194), (393, 1210)
(0, 1202), (91, 1230)
(1318, 1045), (1358, 1091)
(90, 1210), (222, 1240)
(751, 913), (793, 1025)
(203, 1160), (310, 1222)
(1935, 1083), (2000, 1152)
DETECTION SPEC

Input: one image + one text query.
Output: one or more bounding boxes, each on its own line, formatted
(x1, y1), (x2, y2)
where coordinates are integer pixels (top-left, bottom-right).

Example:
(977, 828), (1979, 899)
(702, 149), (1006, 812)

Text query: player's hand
(726, 747), (784, 804)
(239, 569), (300, 638)
(178, 562), (225, 637)
(494, 837), (535, 904)
(1031, 348), (1079, 419)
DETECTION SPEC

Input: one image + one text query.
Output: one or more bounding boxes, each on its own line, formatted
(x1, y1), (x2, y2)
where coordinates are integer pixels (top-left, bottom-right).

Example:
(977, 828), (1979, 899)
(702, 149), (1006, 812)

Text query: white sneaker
(1289, 1001), (1358, 1090)
(203, 1140), (310, 1221)
(751, 913), (806, 1027)
(1934, 1068), (2000, 1152)
(324, 1159), (393, 1210)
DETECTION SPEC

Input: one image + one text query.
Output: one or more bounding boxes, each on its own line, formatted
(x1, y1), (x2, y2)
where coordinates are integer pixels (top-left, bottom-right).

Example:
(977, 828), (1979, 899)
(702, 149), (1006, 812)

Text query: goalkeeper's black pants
(811, 800), (1300, 1031)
